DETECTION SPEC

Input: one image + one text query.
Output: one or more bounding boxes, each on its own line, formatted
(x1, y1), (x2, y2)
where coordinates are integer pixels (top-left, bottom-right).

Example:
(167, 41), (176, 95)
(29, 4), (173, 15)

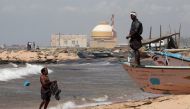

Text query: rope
(163, 51), (169, 66)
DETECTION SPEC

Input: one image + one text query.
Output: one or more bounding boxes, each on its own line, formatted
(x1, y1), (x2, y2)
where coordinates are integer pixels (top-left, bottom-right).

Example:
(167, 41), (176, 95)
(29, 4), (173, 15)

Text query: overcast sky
(0, 0), (190, 46)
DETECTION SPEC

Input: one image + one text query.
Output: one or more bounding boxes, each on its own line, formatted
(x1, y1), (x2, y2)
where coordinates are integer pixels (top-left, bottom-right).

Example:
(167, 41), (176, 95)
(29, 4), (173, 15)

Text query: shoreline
(81, 94), (190, 109)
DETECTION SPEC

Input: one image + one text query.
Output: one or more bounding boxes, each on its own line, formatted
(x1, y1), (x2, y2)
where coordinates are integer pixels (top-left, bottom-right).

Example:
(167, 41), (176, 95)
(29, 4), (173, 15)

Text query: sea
(0, 58), (162, 109)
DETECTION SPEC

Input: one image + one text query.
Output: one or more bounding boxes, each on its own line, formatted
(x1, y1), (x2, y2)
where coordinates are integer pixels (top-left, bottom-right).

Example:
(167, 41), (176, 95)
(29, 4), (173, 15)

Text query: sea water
(0, 58), (161, 109)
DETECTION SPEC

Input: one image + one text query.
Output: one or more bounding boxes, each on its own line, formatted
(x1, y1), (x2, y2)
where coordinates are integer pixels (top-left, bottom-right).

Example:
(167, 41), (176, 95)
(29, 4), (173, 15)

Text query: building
(51, 33), (87, 48)
(90, 15), (117, 48)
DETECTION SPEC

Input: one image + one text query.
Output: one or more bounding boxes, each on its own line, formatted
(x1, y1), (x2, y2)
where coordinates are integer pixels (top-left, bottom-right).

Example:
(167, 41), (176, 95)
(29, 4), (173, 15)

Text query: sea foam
(92, 95), (109, 102)
(49, 101), (112, 109)
(0, 63), (52, 81)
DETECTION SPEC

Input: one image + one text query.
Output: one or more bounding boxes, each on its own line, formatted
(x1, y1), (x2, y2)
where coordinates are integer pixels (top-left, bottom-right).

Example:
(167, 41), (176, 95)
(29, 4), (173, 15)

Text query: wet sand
(82, 95), (190, 109)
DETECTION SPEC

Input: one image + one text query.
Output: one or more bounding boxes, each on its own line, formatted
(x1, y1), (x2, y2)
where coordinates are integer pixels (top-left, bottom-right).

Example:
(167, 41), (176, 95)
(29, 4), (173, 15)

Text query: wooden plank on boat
(123, 62), (190, 69)
(142, 33), (179, 45)
(144, 65), (190, 69)
(164, 48), (190, 53)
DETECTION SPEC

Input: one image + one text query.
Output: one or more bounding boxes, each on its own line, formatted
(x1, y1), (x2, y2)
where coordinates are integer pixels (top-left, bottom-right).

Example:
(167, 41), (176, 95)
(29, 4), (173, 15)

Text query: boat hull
(151, 52), (190, 66)
(123, 63), (190, 94)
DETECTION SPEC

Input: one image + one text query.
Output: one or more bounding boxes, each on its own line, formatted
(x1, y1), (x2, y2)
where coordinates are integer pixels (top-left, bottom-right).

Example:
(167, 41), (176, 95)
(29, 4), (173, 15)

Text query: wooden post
(59, 32), (61, 48)
(149, 26), (152, 49)
(166, 24), (171, 48)
(169, 24), (171, 34)
(178, 24), (181, 48)
(174, 30), (177, 47)
(159, 25), (162, 50)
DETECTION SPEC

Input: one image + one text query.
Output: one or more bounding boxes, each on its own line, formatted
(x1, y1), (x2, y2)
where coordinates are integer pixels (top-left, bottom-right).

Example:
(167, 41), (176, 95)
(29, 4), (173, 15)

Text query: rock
(39, 55), (46, 58)
(16, 50), (38, 62)
(39, 57), (47, 62)
(0, 49), (78, 63)
(57, 53), (79, 60)
(46, 55), (55, 60)
(57, 53), (68, 60)
(0, 51), (8, 60)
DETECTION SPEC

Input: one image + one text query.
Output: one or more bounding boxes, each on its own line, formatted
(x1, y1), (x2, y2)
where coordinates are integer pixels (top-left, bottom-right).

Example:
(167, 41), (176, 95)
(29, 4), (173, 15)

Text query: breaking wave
(92, 95), (109, 102)
(9, 62), (18, 68)
(0, 63), (53, 81)
(49, 101), (112, 109)
(79, 62), (113, 66)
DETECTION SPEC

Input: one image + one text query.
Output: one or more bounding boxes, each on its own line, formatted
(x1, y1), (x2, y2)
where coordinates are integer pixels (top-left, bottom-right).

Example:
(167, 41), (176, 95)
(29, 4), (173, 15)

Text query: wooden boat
(77, 51), (95, 58)
(151, 51), (190, 66)
(92, 51), (113, 58)
(164, 48), (190, 53)
(122, 62), (190, 94)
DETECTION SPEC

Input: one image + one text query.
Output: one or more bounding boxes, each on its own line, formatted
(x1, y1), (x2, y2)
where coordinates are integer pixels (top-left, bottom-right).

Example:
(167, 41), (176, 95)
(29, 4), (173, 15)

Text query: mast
(111, 14), (114, 28)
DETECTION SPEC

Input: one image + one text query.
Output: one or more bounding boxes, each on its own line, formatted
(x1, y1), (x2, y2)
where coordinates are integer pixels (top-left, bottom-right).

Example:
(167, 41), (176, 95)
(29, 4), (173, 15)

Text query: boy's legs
(44, 100), (50, 109)
(40, 90), (51, 109)
(39, 101), (45, 109)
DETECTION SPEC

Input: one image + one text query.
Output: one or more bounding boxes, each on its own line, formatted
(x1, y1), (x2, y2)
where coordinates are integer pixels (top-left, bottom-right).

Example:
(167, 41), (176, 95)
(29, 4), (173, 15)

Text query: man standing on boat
(126, 11), (143, 66)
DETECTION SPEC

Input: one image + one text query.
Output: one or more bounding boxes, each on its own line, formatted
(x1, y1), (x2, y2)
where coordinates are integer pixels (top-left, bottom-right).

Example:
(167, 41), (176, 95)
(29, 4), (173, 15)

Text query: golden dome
(92, 21), (113, 38)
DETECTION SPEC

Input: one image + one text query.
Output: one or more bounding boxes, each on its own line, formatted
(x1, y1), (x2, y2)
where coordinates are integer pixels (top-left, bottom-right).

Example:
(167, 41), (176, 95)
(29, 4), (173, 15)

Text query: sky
(0, 0), (190, 46)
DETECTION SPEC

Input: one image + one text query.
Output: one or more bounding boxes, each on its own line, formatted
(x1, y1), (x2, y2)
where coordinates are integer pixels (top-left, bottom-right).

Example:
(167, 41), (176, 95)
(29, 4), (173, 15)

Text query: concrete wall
(51, 34), (87, 48)
(90, 39), (117, 48)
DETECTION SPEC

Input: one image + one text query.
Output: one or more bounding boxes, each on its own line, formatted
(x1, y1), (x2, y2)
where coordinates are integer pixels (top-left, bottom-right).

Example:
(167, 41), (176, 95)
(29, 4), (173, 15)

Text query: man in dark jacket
(126, 12), (143, 65)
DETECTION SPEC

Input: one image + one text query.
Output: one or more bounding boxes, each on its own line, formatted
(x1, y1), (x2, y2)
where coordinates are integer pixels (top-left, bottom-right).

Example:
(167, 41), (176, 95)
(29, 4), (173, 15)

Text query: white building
(51, 33), (87, 48)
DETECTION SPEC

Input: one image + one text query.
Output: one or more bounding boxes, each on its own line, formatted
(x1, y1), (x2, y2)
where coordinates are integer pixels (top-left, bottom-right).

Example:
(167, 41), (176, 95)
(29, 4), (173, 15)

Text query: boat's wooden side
(152, 55), (190, 66)
(152, 54), (190, 66)
(123, 62), (190, 94)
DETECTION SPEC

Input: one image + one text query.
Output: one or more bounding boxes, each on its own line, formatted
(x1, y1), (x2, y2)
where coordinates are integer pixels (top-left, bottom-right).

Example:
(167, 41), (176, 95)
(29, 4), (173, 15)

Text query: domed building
(90, 20), (117, 48)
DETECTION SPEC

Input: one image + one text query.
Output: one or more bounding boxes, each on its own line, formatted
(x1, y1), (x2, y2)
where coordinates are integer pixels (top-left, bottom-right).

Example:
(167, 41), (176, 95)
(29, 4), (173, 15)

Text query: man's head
(130, 11), (137, 21)
(41, 67), (48, 75)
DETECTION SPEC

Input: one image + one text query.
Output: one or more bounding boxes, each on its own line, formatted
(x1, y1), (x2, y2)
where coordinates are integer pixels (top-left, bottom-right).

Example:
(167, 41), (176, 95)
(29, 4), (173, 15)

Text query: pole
(169, 24), (171, 34)
(159, 25), (162, 50)
(149, 26), (152, 49)
(174, 30), (177, 47)
(178, 24), (181, 48)
(59, 32), (61, 48)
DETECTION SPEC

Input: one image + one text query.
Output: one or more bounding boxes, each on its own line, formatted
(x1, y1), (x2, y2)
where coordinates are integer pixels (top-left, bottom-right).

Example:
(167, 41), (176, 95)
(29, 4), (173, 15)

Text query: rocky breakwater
(0, 49), (79, 63)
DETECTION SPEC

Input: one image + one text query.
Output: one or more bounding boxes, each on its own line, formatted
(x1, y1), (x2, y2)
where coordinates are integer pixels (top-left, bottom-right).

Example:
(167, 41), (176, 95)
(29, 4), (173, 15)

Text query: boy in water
(39, 67), (55, 109)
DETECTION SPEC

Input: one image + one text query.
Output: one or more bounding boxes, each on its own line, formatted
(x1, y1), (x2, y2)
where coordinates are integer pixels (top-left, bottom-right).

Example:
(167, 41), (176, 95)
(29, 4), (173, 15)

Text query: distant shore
(0, 48), (79, 64)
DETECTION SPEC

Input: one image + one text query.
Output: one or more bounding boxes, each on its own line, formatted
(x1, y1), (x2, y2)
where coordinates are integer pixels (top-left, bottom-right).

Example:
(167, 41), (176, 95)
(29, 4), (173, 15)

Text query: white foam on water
(80, 62), (113, 66)
(92, 95), (109, 102)
(49, 101), (112, 109)
(9, 62), (18, 68)
(79, 63), (91, 66)
(0, 63), (53, 81)
(95, 62), (113, 66)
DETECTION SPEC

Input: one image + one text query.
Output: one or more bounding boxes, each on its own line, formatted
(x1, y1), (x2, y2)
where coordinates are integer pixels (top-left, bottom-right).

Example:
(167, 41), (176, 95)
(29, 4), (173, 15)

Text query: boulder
(0, 51), (8, 60)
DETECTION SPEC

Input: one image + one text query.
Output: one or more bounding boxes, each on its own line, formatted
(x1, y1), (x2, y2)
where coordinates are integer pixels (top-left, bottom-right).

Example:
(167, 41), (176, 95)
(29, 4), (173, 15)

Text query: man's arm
(126, 21), (141, 39)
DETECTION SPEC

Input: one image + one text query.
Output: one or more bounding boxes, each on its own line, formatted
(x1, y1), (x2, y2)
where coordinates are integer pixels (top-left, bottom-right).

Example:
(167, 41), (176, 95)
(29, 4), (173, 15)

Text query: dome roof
(92, 22), (113, 32)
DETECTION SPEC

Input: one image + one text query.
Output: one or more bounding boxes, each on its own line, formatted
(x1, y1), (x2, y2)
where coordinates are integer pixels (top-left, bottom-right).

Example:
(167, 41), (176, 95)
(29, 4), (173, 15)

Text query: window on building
(64, 40), (68, 45)
(72, 41), (75, 45)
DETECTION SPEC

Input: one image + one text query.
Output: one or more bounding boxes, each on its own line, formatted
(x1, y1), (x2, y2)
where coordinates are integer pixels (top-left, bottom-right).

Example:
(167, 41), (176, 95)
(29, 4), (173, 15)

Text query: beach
(0, 53), (190, 109)
(81, 95), (190, 109)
